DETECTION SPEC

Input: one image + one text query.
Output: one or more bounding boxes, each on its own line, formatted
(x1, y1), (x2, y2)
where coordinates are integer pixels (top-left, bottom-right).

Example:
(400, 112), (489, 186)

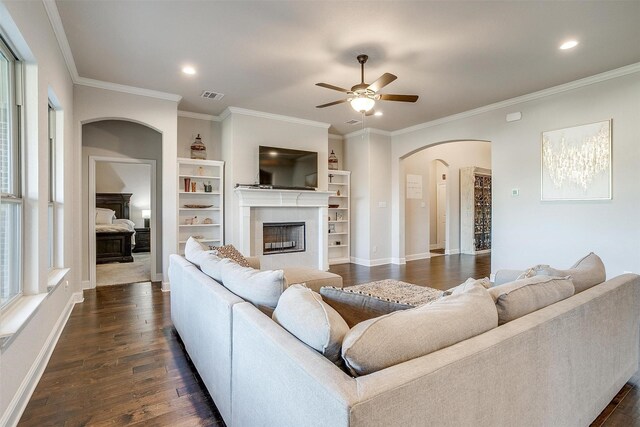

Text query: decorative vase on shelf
(190, 134), (207, 160)
(328, 150), (339, 170)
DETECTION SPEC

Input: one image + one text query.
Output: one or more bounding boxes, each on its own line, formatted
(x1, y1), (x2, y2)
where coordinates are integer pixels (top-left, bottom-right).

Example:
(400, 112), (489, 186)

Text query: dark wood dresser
(133, 228), (151, 253)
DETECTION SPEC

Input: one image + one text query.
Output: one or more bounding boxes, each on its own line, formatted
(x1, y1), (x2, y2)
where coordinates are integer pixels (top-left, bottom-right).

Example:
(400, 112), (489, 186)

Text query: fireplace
(263, 222), (306, 255)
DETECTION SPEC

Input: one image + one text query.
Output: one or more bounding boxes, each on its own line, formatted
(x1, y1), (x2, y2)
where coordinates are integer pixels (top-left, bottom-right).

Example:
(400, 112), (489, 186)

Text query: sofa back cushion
(534, 252), (605, 293)
(220, 262), (286, 312)
(488, 276), (575, 325)
(341, 284), (498, 376)
(200, 254), (234, 283)
(272, 284), (349, 364)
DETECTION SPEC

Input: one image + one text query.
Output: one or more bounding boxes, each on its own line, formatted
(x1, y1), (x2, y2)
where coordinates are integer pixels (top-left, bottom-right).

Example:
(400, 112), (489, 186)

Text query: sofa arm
(246, 256), (260, 269)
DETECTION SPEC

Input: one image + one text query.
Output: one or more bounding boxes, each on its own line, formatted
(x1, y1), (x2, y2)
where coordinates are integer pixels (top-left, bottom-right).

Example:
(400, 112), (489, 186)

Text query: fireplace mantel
(234, 188), (334, 270)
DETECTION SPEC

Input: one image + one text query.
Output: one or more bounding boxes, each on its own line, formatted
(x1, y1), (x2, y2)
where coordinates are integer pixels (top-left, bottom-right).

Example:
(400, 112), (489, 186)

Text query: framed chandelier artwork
(541, 119), (612, 201)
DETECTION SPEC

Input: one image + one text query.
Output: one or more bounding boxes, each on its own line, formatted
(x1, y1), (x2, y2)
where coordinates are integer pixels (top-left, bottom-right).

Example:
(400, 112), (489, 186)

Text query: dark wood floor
(18, 255), (638, 426)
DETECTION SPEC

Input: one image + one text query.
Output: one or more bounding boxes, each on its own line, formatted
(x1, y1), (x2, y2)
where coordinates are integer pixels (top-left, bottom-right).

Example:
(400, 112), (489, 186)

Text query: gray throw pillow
(341, 283), (498, 376)
(488, 276), (575, 325)
(273, 284), (349, 365)
(517, 252), (605, 293)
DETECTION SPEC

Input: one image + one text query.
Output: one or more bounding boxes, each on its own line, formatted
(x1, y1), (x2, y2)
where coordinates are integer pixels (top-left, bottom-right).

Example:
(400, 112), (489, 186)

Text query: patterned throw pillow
(209, 244), (250, 268)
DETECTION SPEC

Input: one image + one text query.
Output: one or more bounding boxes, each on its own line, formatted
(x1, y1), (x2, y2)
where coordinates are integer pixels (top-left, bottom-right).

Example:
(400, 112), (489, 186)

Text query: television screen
(259, 146), (318, 189)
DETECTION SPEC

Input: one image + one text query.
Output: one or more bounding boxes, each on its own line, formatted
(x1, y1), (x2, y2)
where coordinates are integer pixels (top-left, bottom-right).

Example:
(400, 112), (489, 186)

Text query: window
(48, 103), (55, 269)
(0, 38), (22, 308)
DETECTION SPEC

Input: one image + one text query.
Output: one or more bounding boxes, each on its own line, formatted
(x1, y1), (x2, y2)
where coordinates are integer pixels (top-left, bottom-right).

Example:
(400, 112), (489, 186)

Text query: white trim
(89, 156), (158, 289)
(349, 256), (393, 267)
(0, 292), (81, 427)
(81, 280), (91, 290)
(75, 77), (181, 102)
(445, 249), (461, 255)
(42, 0), (79, 80)
(222, 106), (331, 129)
(343, 127), (393, 139)
(391, 257), (406, 265)
(178, 110), (220, 122)
(161, 282), (170, 292)
(405, 252), (431, 261)
(391, 62), (640, 137)
(328, 133), (343, 141)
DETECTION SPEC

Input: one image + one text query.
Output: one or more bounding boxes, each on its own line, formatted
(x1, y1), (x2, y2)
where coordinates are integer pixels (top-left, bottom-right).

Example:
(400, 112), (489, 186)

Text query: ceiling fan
(316, 54), (419, 115)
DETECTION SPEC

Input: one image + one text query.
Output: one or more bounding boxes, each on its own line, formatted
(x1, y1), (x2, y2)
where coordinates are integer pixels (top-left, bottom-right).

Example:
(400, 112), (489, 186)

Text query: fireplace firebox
(263, 222), (306, 255)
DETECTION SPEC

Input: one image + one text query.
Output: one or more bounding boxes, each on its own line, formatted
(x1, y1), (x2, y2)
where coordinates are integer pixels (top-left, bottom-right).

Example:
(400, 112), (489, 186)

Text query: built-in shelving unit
(177, 158), (224, 254)
(460, 166), (492, 255)
(327, 170), (351, 265)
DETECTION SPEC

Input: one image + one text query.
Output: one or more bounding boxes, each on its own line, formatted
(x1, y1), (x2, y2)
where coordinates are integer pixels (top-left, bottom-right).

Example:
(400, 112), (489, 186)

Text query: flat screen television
(259, 146), (318, 189)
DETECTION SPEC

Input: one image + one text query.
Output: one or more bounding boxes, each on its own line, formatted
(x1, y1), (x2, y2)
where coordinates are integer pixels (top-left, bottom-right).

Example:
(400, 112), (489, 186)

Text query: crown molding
(343, 127), (392, 139)
(42, 0), (79, 80)
(328, 133), (343, 140)
(392, 61), (640, 137)
(178, 110), (221, 122)
(75, 77), (182, 102)
(225, 106), (331, 129)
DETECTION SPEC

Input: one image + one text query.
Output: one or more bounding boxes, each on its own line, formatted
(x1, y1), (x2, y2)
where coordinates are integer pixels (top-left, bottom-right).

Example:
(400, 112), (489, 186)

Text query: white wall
(0, 1), (76, 424)
(177, 116), (221, 160)
(221, 110), (329, 248)
(403, 141), (491, 259)
(74, 85), (178, 286)
(391, 71), (640, 277)
(95, 162), (151, 228)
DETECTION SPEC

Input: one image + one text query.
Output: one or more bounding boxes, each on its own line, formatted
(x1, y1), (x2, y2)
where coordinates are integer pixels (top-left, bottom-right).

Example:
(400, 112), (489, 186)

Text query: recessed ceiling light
(374, 111), (383, 116)
(559, 40), (579, 50)
(182, 66), (196, 75)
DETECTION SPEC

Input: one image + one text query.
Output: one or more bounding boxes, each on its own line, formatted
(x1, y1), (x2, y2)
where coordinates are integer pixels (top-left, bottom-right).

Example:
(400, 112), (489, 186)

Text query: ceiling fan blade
(316, 99), (347, 108)
(378, 94), (419, 102)
(316, 83), (350, 93)
(368, 73), (397, 92)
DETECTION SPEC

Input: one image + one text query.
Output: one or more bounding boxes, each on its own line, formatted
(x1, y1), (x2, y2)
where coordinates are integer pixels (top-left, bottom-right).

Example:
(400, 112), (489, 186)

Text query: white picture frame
(541, 119), (612, 201)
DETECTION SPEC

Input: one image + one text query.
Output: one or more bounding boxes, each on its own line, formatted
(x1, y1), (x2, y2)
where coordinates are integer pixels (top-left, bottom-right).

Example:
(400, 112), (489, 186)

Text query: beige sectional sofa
(169, 249), (640, 427)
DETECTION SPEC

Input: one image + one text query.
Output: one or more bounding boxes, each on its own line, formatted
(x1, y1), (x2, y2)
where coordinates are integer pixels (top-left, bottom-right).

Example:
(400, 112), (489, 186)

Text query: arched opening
(81, 119), (163, 288)
(400, 140), (491, 261)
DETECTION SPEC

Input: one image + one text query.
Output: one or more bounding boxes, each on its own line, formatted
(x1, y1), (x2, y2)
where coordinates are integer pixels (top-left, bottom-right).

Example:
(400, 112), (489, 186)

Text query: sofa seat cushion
(341, 283), (498, 376)
(220, 262), (286, 313)
(320, 280), (443, 327)
(282, 267), (342, 292)
(488, 276), (575, 325)
(272, 284), (349, 364)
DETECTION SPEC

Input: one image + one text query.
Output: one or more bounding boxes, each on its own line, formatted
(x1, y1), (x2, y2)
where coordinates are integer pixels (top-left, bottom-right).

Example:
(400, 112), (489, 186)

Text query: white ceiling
(55, 1), (640, 135)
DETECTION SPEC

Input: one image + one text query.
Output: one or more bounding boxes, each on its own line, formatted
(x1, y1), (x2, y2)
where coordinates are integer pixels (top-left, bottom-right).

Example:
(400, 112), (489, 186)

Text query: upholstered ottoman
(282, 267), (343, 292)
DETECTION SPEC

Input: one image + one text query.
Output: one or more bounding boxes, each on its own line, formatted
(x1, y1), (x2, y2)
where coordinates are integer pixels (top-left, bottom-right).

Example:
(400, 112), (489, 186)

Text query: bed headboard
(96, 193), (132, 220)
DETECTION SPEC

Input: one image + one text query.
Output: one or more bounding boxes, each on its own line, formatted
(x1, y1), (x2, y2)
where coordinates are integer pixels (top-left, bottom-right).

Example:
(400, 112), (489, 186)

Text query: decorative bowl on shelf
(328, 204), (340, 208)
(184, 204), (214, 208)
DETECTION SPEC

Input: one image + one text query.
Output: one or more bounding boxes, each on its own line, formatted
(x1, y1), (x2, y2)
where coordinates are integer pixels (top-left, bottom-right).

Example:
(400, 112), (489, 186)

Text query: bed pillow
(488, 276), (574, 325)
(113, 218), (135, 230)
(209, 244), (250, 268)
(184, 237), (212, 268)
(95, 208), (115, 225)
(341, 283), (498, 376)
(273, 284), (349, 365)
(220, 261), (286, 312)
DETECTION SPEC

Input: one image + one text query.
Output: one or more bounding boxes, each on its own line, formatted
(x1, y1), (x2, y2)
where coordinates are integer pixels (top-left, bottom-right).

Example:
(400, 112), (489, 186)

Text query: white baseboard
(349, 257), (392, 267)
(446, 249), (460, 255)
(406, 252), (431, 261)
(391, 257), (406, 265)
(0, 292), (81, 427)
(161, 281), (170, 292)
(81, 280), (91, 290)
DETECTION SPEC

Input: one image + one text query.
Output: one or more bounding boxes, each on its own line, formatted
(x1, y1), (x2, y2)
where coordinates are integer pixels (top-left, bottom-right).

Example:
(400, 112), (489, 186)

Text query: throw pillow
(341, 283), (498, 376)
(488, 276), (575, 325)
(515, 253), (605, 294)
(200, 254), (233, 283)
(184, 236), (211, 267)
(95, 208), (115, 225)
(210, 244), (250, 268)
(445, 277), (492, 296)
(273, 284), (349, 365)
(220, 261), (286, 312)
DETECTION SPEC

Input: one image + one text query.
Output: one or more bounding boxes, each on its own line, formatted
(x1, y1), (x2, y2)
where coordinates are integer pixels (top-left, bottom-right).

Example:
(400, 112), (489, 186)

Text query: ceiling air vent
(345, 119), (361, 125)
(200, 90), (225, 101)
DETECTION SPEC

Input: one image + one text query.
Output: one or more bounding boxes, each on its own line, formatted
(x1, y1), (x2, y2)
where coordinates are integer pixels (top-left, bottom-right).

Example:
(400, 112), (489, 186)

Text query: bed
(96, 193), (136, 264)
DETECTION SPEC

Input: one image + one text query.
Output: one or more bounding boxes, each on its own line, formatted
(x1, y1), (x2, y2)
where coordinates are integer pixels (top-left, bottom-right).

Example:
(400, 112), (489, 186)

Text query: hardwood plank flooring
(17, 255), (637, 426)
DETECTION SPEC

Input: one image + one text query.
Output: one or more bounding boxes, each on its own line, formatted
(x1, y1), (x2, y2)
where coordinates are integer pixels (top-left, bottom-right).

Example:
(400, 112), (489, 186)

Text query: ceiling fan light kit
(316, 54), (418, 114)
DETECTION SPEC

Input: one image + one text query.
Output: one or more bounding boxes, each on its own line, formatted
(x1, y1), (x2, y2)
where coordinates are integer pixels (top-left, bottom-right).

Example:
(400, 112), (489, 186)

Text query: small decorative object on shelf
(329, 174), (334, 183)
(335, 241), (341, 246)
(197, 166), (205, 176)
(203, 217), (213, 224)
(190, 134), (207, 160)
(328, 150), (339, 170)
(204, 181), (213, 193)
(328, 223), (336, 233)
(192, 216), (199, 225)
(336, 212), (343, 221)
(191, 182), (197, 192)
(336, 189), (341, 196)
(184, 178), (191, 192)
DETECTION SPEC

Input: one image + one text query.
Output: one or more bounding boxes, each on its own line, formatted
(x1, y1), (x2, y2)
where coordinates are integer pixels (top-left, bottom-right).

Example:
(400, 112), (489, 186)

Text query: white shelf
(178, 158), (225, 251)
(326, 170), (350, 265)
